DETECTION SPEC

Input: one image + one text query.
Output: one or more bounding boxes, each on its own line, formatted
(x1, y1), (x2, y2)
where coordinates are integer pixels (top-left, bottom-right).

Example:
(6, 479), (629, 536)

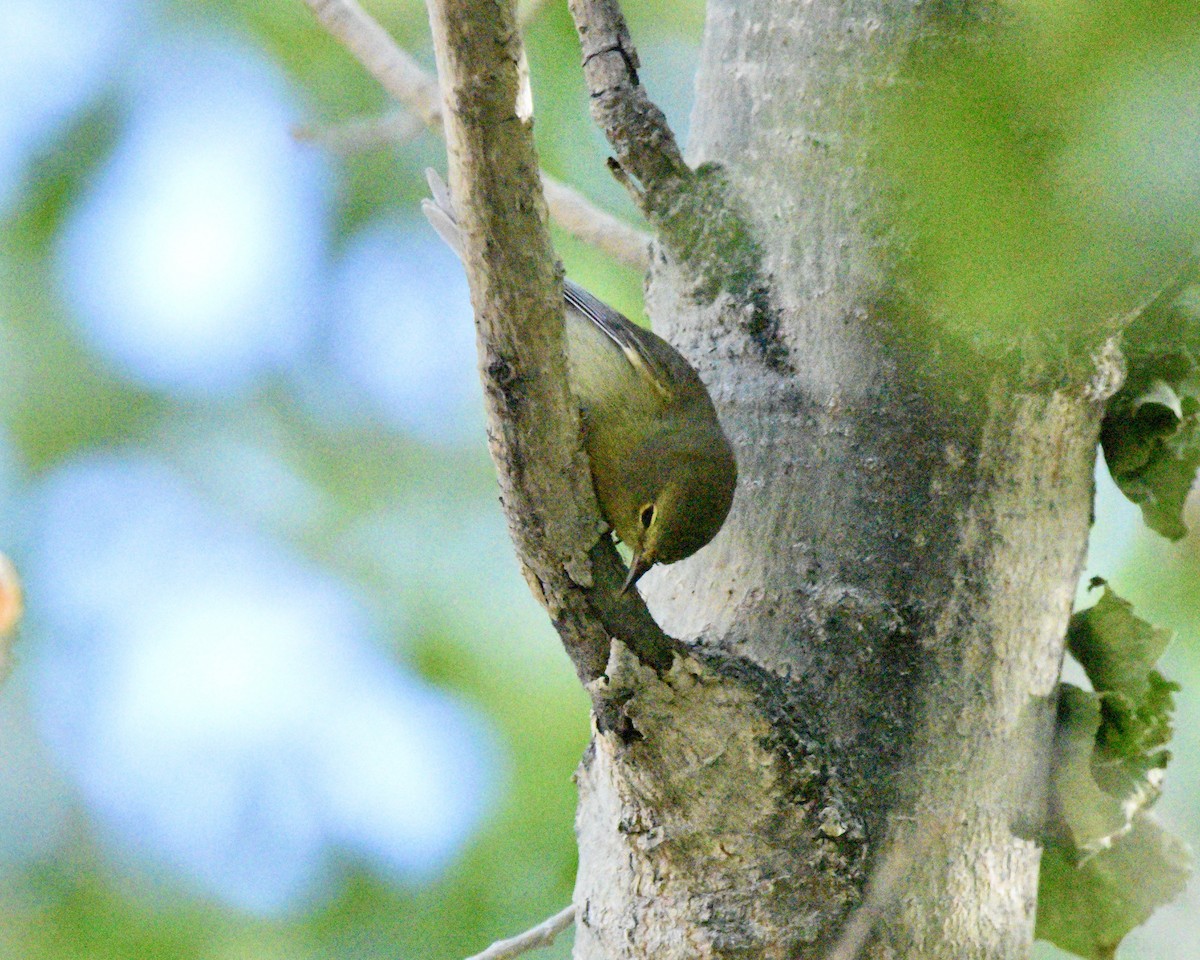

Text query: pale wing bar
(564, 281), (672, 399)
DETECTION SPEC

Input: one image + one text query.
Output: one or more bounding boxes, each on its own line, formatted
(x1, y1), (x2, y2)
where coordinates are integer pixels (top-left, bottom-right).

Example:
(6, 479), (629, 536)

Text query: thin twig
(292, 0), (544, 154)
(305, 0), (443, 127)
(541, 174), (648, 271)
(564, 0), (772, 323)
(300, 0), (650, 271)
(291, 109), (425, 153)
(464, 905), (576, 960)
(1120, 250), (1200, 329)
(604, 156), (642, 204)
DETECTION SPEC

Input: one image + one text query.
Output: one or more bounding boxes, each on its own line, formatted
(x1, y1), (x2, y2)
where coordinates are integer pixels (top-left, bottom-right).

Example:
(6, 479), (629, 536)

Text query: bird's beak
(621, 553), (653, 594)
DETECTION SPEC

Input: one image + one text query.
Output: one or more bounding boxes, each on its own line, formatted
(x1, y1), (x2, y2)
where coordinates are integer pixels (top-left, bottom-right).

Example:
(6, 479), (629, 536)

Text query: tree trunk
(572, 2), (1118, 957)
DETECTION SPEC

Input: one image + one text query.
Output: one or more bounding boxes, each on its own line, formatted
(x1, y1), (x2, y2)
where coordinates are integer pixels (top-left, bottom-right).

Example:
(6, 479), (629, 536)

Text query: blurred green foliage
(875, 0), (1200, 358)
(0, 0), (659, 957)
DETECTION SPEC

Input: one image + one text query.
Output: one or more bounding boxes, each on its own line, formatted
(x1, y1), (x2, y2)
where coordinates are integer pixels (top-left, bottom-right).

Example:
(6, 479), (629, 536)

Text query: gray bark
(572, 2), (1123, 957)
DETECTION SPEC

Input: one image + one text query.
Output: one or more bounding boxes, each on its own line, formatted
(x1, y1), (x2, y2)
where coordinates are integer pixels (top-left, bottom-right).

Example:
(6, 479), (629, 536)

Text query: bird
(422, 169), (736, 592)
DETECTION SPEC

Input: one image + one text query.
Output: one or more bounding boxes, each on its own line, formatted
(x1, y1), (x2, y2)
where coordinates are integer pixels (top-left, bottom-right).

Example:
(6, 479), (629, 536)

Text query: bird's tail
(420, 168), (464, 260)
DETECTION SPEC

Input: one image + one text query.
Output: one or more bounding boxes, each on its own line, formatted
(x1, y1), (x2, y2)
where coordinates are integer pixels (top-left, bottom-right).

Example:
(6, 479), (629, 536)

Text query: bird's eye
(639, 503), (656, 529)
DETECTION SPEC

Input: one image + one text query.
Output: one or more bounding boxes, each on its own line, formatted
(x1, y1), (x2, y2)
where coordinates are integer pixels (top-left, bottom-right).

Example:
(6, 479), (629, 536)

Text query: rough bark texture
(571, 2), (1122, 958)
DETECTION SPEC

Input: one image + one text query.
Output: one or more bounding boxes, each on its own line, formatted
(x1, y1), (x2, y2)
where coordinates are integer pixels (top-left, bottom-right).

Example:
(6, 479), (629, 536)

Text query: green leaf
(1050, 684), (1130, 853)
(1062, 584), (1179, 836)
(1093, 676), (1177, 764)
(1066, 583), (1175, 701)
(1036, 816), (1192, 960)
(1100, 288), (1200, 540)
(1038, 583), (1190, 959)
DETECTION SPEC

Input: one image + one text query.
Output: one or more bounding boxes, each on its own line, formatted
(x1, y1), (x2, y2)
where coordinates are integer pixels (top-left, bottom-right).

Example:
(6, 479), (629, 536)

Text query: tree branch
(295, 0), (543, 153)
(306, 0), (443, 127)
(567, 0), (689, 194)
(301, 0), (650, 271)
(566, 0), (784, 362)
(424, 0), (676, 690)
(292, 109), (425, 153)
(464, 905), (575, 960)
(540, 175), (649, 274)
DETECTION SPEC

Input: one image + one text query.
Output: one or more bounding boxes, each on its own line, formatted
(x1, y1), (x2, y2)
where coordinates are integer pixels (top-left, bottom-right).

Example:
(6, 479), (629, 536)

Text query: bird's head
(615, 426), (737, 593)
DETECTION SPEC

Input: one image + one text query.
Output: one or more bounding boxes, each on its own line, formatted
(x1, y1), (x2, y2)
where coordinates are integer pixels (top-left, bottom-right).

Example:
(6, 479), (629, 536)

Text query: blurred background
(0, 1), (1196, 958)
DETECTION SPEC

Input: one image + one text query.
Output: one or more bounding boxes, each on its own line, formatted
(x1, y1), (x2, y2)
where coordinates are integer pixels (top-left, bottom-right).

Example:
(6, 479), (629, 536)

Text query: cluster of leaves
(1036, 581), (1191, 960)
(1101, 281), (1200, 540)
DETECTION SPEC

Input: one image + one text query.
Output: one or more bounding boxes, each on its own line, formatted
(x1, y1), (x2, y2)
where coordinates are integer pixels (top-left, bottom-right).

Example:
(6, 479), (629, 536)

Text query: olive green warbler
(422, 170), (736, 591)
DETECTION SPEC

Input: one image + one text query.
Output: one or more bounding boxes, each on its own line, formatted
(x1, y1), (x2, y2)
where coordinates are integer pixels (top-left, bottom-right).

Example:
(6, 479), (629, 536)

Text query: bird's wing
(424, 167), (679, 404)
(564, 280), (674, 401)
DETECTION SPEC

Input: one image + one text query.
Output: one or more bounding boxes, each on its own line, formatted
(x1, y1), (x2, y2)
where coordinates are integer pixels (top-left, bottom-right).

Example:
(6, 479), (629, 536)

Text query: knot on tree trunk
(574, 641), (869, 959)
